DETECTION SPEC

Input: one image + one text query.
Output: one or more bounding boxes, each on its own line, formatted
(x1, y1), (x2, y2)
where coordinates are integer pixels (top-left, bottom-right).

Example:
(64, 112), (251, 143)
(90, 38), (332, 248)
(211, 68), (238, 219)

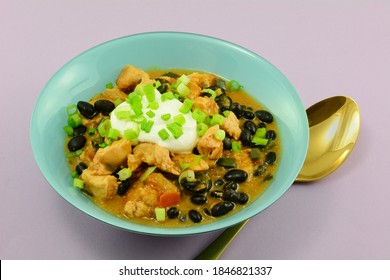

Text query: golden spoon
(195, 96), (360, 260)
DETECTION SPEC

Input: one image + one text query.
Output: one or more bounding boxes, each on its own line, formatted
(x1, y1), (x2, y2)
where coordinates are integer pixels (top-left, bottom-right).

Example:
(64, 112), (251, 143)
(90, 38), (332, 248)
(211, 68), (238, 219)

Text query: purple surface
(1, 0), (389, 260)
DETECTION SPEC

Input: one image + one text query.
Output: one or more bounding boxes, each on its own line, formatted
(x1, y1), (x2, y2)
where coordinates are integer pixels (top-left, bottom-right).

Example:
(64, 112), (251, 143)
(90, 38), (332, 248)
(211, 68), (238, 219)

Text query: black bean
(67, 135), (86, 152)
(240, 129), (252, 147)
(191, 194), (207, 205)
(265, 152), (277, 165)
(167, 207), (180, 219)
(157, 83), (168, 93)
(230, 102), (243, 119)
(223, 188), (239, 202)
(224, 169), (248, 183)
(244, 121), (257, 135)
(94, 100), (115, 116)
(243, 110), (255, 120)
(117, 180), (131, 196)
(211, 201), (235, 217)
(266, 130), (277, 140)
(223, 181), (238, 191)
(73, 125), (87, 136)
(215, 94), (232, 112)
(223, 136), (232, 150)
(189, 210), (202, 223)
(257, 122), (266, 128)
(214, 179), (225, 187)
(77, 101), (96, 119)
(254, 165), (266, 176)
(255, 110), (274, 123)
(237, 193), (249, 205)
(75, 162), (88, 175)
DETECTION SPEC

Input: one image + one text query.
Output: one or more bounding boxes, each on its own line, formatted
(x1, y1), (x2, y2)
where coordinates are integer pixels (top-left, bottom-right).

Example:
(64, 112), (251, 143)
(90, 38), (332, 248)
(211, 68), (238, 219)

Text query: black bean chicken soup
(64, 64), (280, 226)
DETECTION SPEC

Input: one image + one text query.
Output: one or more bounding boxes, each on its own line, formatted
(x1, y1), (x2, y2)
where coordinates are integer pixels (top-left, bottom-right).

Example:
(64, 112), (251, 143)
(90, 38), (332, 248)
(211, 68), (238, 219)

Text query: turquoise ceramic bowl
(31, 32), (308, 236)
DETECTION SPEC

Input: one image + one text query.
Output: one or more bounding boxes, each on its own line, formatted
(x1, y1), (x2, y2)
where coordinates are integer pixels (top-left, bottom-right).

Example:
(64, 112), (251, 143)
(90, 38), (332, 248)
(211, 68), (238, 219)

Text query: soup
(63, 64), (280, 226)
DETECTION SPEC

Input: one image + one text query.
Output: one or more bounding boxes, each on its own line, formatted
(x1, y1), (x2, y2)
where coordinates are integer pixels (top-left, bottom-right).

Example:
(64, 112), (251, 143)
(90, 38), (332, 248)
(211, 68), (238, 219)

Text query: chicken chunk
(81, 168), (118, 200)
(196, 125), (223, 160)
(233, 149), (254, 182)
(221, 111), (241, 140)
(172, 154), (209, 172)
(93, 138), (132, 172)
(193, 96), (219, 116)
(116, 64), (154, 92)
(133, 143), (181, 175)
(186, 72), (217, 100)
(123, 173), (181, 218)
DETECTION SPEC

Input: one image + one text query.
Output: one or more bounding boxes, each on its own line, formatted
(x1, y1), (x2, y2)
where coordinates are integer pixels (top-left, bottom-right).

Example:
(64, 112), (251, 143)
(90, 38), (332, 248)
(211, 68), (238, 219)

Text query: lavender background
(1, 0), (389, 259)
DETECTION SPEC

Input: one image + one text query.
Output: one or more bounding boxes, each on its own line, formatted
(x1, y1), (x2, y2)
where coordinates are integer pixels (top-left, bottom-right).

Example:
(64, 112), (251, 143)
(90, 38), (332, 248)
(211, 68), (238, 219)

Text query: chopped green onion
(179, 161), (192, 171)
(124, 127), (139, 140)
(192, 108), (207, 123)
(214, 129), (226, 141)
(251, 137), (269, 146)
(161, 113), (171, 121)
(105, 82), (114, 89)
(154, 80), (161, 89)
(222, 110), (232, 117)
(127, 92), (143, 115)
(108, 128), (121, 140)
(147, 101), (159, 110)
(113, 98), (123, 106)
(117, 168), (132, 181)
(66, 104), (77, 116)
(140, 166), (157, 182)
(178, 169), (196, 183)
(115, 107), (131, 120)
(227, 80), (243, 91)
(196, 123), (209, 137)
(144, 84), (155, 102)
(210, 114), (225, 126)
(254, 127), (267, 139)
(158, 128), (170, 141)
(73, 178), (84, 189)
(173, 114), (186, 125)
(201, 88), (217, 99)
(66, 150), (83, 158)
(71, 171), (79, 178)
(232, 141), (241, 152)
(99, 142), (108, 148)
(155, 207), (166, 221)
(63, 125), (74, 136)
(161, 91), (174, 102)
(177, 83), (190, 96)
(97, 119), (111, 137)
(67, 114), (83, 128)
(129, 114), (147, 124)
(166, 122), (183, 139)
(141, 120), (154, 133)
(146, 110), (155, 118)
(88, 127), (96, 135)
(177, 74), (190, 85)
(179, 98), (194, 114)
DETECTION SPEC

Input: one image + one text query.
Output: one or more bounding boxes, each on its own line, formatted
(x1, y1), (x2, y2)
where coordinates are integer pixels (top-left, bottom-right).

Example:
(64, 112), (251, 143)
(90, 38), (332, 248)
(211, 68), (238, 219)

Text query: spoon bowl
(195, 96), (360, 259)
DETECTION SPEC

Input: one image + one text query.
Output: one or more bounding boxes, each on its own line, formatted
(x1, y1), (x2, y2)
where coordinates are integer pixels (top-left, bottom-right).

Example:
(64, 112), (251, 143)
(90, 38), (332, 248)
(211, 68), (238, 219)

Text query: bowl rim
(30, 31), (309, 236)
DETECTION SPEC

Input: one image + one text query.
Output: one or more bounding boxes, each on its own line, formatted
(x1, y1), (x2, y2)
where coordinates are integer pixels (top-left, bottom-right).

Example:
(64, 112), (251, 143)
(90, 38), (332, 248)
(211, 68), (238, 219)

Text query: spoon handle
(194, 220), (249, 260)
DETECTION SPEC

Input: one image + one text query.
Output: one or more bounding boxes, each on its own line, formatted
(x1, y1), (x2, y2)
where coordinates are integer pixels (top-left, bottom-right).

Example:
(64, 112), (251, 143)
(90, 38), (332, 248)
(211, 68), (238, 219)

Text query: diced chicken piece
(93, 138), (132, 172)
(188, 72), (217, 89)
(133, 143), (181, 175)
(221, 112), (241, 140)
(234, 149), (254, 182)
(193, 96), (219, 116)
(186, 72), (217, 100)
(79, 141), (96, 166)
(127, 154), (142, 172)
(116, 64), (154, 91)
(172, 154), (209, 172)
(81, 168), (118, 200)
(196, 125), (223, 160)
(123, 173), (181, 218)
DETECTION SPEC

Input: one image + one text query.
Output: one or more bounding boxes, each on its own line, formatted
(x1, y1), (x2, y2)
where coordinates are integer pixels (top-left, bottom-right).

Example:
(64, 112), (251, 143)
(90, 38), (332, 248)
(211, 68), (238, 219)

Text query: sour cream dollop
(110, 88), (198, 154)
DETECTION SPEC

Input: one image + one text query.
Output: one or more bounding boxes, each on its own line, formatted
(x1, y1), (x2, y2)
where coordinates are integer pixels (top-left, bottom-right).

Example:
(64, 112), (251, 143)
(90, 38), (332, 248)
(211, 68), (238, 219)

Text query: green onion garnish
(166, 122), (183, 139)
(115, 107), (132, 120)
(179, 98), (194, 114)
(105, 82), (114, 89)
(192, 108), (207, 123)
(196, 123), (209, 137)
(66, 150), (83, 158)
(158, 128), (170, 141)
(144, 84), (155, 102)
(63, 125), (74, 136)
(117, 168), (132, 181)
(129, 114), (147, 124)
(177, 83), (190, 96)
(210, 114), (225, 126)
(147, 101), (159, 110)
(97, 119), (111, 137)
(251, 137), (268, 146)
(141, 120), (154, 133)
(155, 207), (166, 221)
(124, 127), (140, 140)
(227, 80), (243, 91)
(145, 110), (155, 118)
(73, 178), (84, 189)
(88, 127), (96, 135)
(67, 114), (83, 128)
(107, 128), (121, 140)
(113, 98), (123, 106)
(222, 110), (232, 117)
(173, 114), (186, 126)
(140, 166), (157, 182)
(161, 91), (174, 102)
(214, 129), (226, 141)
(161, 113), (171, 121)
(201, 88), (217, 99)
(232, 141), (242, 152)
(66, 104), (77, 116)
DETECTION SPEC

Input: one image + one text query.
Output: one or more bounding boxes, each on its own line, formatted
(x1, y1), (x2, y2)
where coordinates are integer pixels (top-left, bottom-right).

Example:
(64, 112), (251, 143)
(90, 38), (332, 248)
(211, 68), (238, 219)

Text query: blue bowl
(30, 32), (308, 236)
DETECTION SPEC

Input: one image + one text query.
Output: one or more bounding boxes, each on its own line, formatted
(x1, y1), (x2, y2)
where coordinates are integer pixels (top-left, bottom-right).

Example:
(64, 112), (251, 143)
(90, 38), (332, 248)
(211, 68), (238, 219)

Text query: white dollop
(110, 89), (198, 154)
